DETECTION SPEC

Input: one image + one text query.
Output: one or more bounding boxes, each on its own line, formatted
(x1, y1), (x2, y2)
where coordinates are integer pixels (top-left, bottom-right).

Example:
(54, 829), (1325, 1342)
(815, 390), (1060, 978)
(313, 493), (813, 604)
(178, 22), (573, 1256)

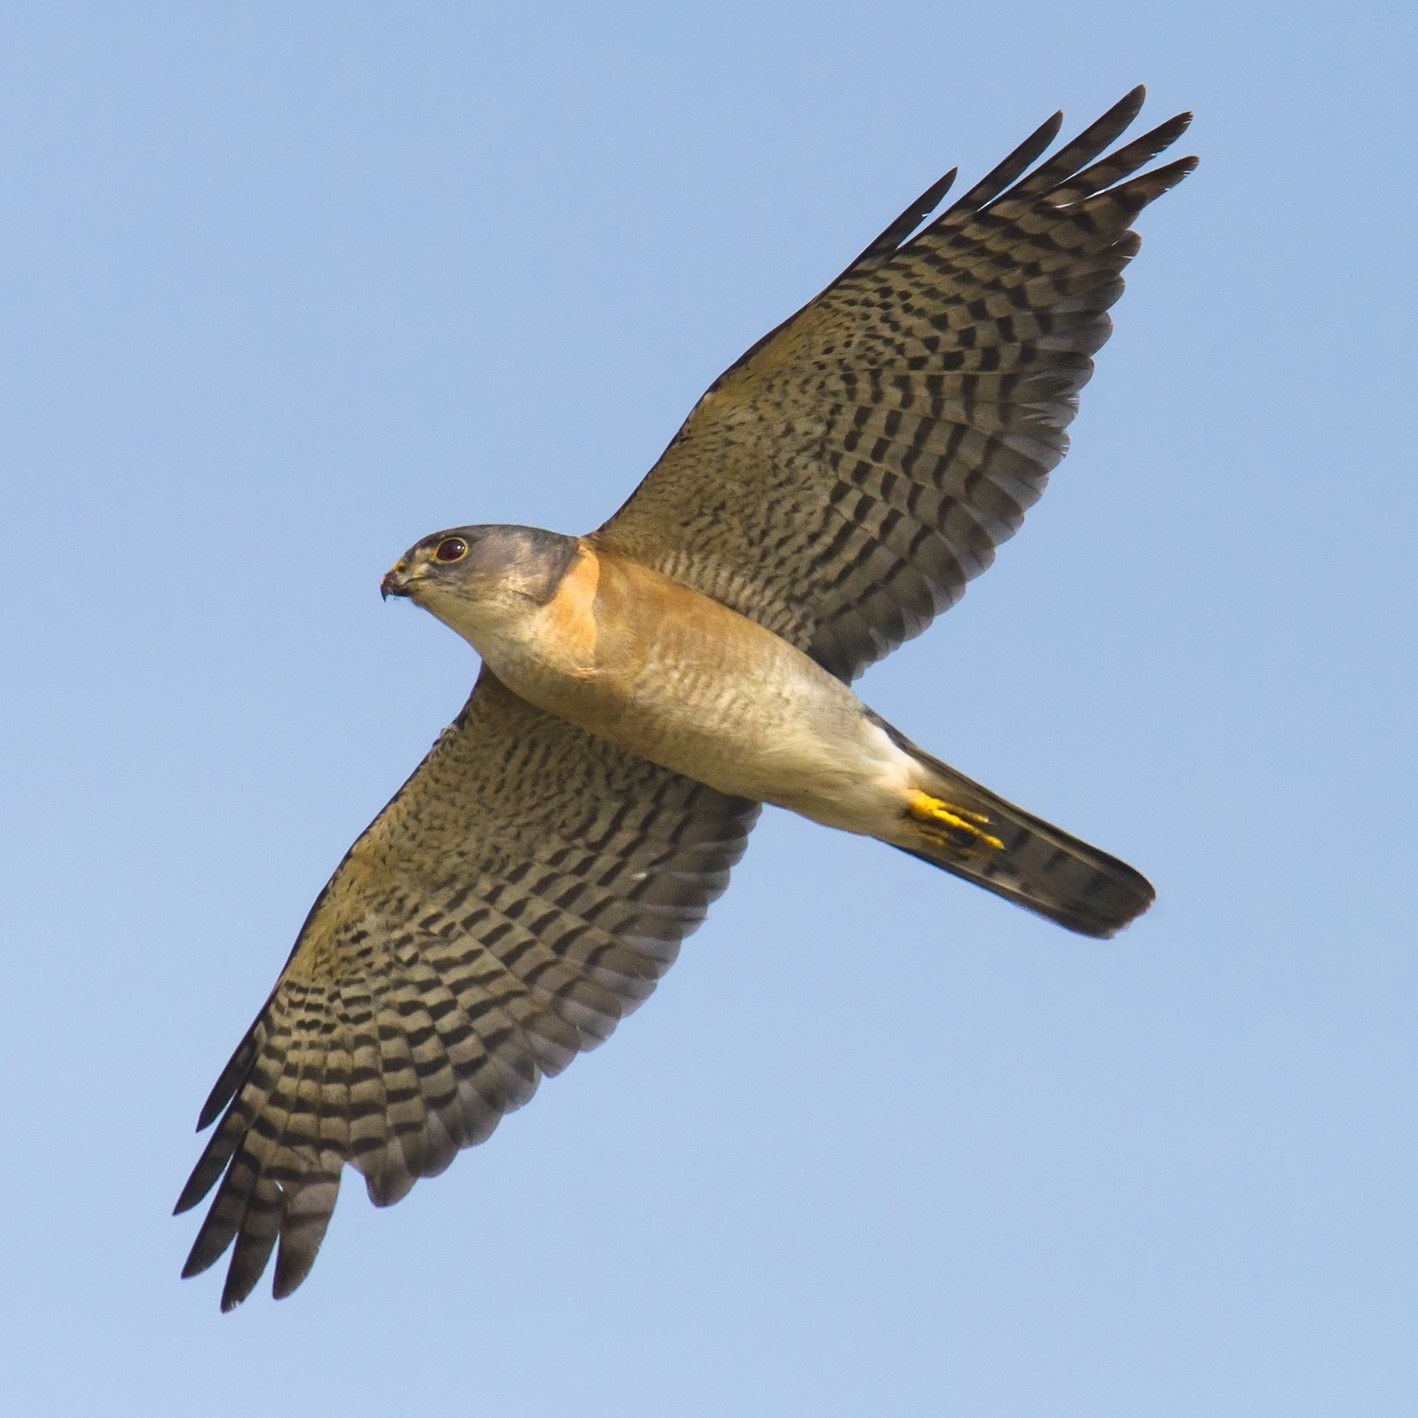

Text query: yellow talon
(906, 791), (1005, 854)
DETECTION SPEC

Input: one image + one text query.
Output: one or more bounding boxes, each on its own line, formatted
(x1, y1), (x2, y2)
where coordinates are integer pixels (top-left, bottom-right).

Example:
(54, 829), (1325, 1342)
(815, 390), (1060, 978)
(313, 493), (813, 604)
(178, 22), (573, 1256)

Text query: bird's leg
(905, 790), (1004, 858)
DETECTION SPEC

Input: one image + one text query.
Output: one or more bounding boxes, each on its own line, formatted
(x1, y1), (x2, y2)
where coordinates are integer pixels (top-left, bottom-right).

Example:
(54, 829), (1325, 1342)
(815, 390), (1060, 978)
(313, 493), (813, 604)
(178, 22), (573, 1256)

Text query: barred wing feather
(176, 670), (757, 1309)
(597, 88), (1195, 681)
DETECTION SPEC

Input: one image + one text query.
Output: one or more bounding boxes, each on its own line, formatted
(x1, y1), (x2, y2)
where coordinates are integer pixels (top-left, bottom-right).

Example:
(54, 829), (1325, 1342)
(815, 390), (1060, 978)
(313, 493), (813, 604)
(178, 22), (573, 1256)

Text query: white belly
(478, 566), (919, 837)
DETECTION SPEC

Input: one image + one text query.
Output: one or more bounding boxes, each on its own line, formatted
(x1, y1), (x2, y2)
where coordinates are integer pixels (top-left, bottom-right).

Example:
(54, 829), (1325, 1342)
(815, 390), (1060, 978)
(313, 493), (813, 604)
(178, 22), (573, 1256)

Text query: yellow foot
(906, 790), (1005, 857)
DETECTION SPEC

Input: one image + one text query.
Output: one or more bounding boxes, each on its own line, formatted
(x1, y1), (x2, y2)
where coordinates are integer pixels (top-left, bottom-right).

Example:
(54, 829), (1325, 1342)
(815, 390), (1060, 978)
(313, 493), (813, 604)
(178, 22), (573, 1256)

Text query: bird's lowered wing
(177, 669), (757, 1308)
(595, 88), (1195, 682)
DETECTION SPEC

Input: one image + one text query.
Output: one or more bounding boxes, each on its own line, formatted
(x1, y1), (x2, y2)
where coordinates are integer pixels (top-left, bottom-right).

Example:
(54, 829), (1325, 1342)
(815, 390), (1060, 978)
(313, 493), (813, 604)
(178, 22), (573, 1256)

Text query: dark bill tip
(380, 565), (410, 601)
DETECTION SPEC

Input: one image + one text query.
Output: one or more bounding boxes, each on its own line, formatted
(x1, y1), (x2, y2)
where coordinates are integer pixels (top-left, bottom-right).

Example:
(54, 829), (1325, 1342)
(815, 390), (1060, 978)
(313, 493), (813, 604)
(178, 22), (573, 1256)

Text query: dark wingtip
(180, 1245), (215, 1281)
(272, 1246), (315, 1301)
(1156, 153), (1201, 189)
(195, 1100), (221, 1133)
(1116, 83), (1147, 114)
(195, 1025), (261, 1131)
(173, 1172), (209, 1216)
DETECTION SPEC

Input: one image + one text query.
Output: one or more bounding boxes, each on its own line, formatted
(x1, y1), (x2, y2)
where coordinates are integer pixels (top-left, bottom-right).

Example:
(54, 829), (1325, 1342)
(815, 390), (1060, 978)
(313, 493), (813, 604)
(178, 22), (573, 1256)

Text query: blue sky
(4, 4), (1415, 1414)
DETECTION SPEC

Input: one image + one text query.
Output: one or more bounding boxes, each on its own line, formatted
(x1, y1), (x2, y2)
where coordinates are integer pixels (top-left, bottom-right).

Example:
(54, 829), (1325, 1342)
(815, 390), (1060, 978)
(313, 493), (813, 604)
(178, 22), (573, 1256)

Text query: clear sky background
(3, 4), (1415, 1415)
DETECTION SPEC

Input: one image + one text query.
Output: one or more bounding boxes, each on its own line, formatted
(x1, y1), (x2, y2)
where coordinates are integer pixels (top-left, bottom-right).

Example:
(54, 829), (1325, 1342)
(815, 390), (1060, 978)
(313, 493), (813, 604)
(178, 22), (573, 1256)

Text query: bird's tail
(884, 741), (1154, 938)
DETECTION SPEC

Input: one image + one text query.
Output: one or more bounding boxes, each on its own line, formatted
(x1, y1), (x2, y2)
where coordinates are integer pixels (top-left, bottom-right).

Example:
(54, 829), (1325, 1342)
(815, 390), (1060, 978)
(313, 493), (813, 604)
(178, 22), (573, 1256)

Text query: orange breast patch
(538, 541), (602, 670)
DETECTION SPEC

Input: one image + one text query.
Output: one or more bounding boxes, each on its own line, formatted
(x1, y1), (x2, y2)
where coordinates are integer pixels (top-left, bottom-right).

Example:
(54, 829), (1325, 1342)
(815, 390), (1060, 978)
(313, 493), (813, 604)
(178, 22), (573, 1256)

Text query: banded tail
(889, 742), (1154, 939)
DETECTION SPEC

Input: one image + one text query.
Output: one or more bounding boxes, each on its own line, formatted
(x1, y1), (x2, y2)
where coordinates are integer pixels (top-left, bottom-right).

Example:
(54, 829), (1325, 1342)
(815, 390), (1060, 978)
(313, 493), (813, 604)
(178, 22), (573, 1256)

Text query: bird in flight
(178, 88), (1195, 1309)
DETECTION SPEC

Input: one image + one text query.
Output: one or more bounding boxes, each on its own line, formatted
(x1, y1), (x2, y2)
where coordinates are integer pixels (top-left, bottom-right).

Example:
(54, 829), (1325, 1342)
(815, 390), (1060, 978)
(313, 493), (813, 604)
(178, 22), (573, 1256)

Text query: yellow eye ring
(434, 536), (468, 563)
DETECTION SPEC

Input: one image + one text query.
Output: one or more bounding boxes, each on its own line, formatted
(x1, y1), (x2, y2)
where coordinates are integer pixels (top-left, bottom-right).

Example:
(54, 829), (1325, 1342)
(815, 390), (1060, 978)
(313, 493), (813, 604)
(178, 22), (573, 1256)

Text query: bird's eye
(434, 537), (468, 564)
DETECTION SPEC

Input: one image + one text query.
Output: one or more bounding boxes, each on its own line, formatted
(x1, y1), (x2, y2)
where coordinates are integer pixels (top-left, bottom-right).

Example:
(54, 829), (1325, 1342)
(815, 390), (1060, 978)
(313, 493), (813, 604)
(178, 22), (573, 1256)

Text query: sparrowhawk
(177, 88), (1195, 1309)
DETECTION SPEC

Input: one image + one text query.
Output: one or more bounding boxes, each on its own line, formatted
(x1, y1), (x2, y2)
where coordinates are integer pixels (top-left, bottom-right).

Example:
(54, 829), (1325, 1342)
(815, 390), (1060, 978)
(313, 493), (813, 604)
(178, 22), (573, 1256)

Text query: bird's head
(381, 524), (579, 644)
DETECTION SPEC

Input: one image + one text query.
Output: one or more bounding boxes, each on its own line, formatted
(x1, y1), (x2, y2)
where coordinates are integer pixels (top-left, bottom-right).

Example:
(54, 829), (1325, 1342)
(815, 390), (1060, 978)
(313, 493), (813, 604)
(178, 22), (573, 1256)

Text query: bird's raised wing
(176, 669), (758, 1309)
(595, 88), (1195, 682)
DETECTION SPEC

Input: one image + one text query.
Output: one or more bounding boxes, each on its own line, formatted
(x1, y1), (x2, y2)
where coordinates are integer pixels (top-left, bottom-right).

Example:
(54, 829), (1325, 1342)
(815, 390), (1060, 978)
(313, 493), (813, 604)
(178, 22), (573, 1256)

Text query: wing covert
(596, 88), (1195, 681)
(176, 669), (758, 1309)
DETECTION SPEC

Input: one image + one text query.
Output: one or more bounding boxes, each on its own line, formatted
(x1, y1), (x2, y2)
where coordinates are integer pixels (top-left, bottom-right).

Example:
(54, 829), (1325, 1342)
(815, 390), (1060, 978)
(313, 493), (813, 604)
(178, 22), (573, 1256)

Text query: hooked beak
(380, 561), (413, 601)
